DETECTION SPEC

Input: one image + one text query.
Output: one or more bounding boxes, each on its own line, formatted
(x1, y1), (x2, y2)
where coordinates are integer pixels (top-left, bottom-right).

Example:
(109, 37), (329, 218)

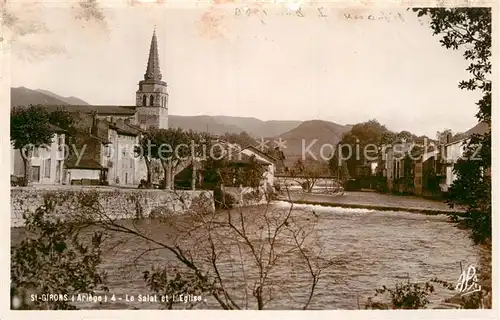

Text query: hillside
(35, 89), (90, 105)
(168, 115), (245, 135)
(213, 115), (301, 138)
(10, 87), (351, 158)
(11, 87), (71, 107)
(277, 120), (352, 165)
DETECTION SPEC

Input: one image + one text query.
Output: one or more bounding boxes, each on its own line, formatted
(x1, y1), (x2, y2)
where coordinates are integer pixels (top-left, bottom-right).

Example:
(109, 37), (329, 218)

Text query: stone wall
(223, 186), (270, 207)
(11, 186), (214, 228)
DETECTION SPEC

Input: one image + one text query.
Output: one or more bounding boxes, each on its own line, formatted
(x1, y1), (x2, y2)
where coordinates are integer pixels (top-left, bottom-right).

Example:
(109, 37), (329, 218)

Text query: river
(11, 201), (479, 310)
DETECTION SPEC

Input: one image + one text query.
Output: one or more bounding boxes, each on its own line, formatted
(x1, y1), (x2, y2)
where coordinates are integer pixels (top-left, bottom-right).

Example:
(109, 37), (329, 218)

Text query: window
(57, 134), (64, 151)
(150, 95), (154, 106)
(104, 145), (111, 157)
(142, 95), (147, 106)
(44, 159), (51, 178)
(56, 160), (62, 183)
(32, 166), (40, 182)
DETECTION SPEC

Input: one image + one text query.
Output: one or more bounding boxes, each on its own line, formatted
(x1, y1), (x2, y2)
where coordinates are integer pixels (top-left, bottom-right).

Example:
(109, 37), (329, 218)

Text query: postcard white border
(0, 1), (498, 319)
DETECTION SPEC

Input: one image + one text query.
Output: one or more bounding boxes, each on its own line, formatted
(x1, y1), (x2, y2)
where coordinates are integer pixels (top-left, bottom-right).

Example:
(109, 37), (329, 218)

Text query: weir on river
(11, 201), (478, 310)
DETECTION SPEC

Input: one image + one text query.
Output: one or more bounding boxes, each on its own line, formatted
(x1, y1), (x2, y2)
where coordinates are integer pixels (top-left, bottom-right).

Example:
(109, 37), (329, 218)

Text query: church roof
(66, 158), (104, 170)
(110, 123), (140, 136)
(143, 29), (163, 82)
(42, 105), (137, 116)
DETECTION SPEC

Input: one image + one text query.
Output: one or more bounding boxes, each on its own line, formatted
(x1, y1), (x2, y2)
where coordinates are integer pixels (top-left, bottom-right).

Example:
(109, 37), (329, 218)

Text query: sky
(7, 0), (484, 137)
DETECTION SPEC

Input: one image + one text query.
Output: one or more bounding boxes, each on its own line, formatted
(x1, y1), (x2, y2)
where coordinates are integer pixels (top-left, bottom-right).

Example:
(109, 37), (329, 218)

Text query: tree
(19, 185), (334, 310)
(10, 105), (55, 186)
(290, 157), (329, 193)
(380, 131), (397, 146)
(11, 194), (108, 310)
(436, 128), (453, 144)
(413, 8), (492, 309)
(328, 145), (350, 182)
(413, 8), (492, 245)
(331, 120), (394, 177)
(145, 128), (202, 190)
(136, 129), (156, 187)
(47, 107), (76, 135)
(220, 131), (256, 148)
(396, 130), (415, 142)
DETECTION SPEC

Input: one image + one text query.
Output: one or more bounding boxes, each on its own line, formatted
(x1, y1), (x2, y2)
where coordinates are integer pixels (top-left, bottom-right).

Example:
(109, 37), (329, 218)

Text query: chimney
(446, 132), (452, 144)
(90, 116), (98, 136)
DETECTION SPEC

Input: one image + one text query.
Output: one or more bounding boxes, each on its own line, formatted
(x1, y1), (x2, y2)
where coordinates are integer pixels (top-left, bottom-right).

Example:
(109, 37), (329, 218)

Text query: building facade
(11, 30), (169, 187)
(441, 122), (489, 192)
(11, 128), (66, 185)
(135, 29), (169, 130)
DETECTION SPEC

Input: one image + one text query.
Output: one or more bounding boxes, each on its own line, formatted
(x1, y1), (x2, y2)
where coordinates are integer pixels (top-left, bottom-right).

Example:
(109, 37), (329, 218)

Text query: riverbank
(277, 191), (466, 215)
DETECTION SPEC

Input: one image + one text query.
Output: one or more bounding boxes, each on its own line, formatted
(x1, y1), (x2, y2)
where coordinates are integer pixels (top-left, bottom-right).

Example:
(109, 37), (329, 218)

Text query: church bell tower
(136, 29), (169, 129)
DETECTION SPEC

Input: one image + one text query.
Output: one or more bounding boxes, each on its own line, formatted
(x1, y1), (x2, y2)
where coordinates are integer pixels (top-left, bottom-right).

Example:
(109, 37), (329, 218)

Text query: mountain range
(10, 87), (352, 162)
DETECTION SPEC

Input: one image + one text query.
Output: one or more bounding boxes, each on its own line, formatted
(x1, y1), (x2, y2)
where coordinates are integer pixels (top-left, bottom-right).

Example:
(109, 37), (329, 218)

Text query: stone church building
(11, 30), (172, 187)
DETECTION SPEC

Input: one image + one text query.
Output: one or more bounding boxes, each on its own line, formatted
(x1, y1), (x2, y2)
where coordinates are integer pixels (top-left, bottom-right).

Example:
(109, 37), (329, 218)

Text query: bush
(344, 179), (360, 191)
(365, 280), (435, 309)
(273, 182), (281, 192)
(213, 187), (237, 209)
(11, 195), (108, 310)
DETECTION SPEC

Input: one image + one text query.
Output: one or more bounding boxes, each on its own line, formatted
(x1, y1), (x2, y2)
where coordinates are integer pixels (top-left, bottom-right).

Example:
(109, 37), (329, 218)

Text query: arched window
(142, 95), (146, 106)
(150, 95), (154, 106)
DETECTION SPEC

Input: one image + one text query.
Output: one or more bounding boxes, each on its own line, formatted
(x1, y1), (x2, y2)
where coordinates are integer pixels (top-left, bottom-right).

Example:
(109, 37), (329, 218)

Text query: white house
(442, 122), (489, 191)
(64, 117), (146, 187)
(11, 126), (66, 185)
(240, 146), (277, 188)
(105, 122), (142, 186)
(382, 141), (414, 190)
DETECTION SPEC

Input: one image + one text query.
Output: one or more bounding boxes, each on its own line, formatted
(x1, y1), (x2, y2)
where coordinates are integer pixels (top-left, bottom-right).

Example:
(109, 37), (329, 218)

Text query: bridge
(274, 175), (343, 191)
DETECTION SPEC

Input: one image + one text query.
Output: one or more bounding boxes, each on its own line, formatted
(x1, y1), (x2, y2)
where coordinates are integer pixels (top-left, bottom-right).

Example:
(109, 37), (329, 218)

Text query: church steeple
(144, 29), (162, 81)
(136, 28), (169, 130)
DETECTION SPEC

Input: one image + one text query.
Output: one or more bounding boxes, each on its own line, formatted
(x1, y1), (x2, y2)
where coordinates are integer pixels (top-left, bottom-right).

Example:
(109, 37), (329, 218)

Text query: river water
(11, 201), (479, 310)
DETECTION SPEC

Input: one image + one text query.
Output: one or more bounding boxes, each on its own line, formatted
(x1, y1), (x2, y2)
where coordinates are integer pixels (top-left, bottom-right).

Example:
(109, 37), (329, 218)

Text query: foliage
(213, 186), (237, 209)
(289, 157), (329, 192)
(138, 128), (207, 189)
(414, 8), (491, 245)
(235, 156), (267, 189)
(436, 128), (453, 144)
(47, 107), (76, 135)
(10, 105), (55, 149)
(366, 276), (488, 310)
(143, 268), (211, 309)
(396, 130), (415, 142)
(365, 280), (435, 309)
(10, 105), (58, 185)
(11, 195), (108, 310)
(330, 120), (393, 177)
(446, 157), (491, 244)
(220, 131), (256, 148)
(328, 147), (350, 181)
(135, 130), (156, 186)
(66, 183), (333, 310)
